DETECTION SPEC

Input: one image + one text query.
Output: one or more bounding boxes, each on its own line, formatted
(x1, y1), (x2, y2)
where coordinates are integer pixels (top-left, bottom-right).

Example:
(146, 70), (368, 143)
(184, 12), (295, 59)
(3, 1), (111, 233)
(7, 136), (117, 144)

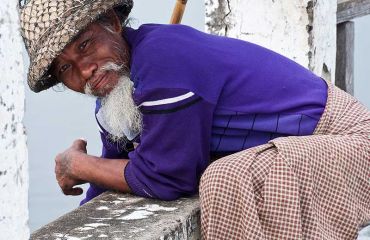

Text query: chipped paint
(205, 0), (336, 81)
(88, 217), (113, 221)
(118, 210), (154, 220)
(84, 223), (110, 228)
(76, 227), (94, 231)
(111, 209), (127, 214)
(0, 0), (28, 239)
(65, 236), (81, 240)
(121, 198), (143, 204)
(65, 235), (93, 240)
(137, 204), (178, 212)
(117, 204), (178, 221)
(130, 228), (145, 233)
(96, 206), (109, 210)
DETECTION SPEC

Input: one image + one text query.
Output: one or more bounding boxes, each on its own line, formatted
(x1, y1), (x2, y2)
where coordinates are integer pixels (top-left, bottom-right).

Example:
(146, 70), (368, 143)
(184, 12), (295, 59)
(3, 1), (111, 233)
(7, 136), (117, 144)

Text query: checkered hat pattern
(20, 0), (133, 92)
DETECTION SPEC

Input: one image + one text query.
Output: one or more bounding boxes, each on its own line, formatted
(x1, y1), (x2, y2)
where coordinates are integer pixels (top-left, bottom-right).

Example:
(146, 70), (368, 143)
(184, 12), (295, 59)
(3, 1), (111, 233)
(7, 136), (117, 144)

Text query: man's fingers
(62, 186), (83, 196)
(72, 138), (87, 152)
(69, 187), (83, 196)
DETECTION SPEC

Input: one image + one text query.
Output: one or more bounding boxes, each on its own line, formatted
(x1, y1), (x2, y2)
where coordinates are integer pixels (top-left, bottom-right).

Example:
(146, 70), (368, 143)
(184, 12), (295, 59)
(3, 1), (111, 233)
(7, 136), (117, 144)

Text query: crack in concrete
(306, 0), (315, 71)
(206, 0), (233, 36)
(223, 0), (232, 35)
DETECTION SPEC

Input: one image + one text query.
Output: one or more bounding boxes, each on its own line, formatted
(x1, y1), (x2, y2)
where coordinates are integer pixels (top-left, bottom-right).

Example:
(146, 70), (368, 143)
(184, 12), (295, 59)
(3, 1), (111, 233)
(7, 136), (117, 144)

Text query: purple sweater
(80, 24), (327, 204)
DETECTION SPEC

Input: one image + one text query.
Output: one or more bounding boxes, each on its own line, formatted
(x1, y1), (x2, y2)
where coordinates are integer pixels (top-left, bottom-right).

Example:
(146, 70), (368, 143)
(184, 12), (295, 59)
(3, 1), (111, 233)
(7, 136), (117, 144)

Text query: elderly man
(20, 0), (369, 239)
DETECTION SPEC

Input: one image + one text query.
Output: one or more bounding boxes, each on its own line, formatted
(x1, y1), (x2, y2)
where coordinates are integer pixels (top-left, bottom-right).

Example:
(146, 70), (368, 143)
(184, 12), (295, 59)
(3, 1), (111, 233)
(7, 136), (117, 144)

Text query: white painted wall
(205, 0), (337, 81)
(0, 1), (29, 239)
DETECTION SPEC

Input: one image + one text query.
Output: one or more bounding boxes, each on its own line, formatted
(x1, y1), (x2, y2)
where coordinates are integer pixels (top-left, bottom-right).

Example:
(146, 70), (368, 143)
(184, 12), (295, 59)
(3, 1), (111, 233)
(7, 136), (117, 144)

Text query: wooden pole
(335, 21), (355, 95)
(170, 0), (188, 24)
(337, 0), (370, 23)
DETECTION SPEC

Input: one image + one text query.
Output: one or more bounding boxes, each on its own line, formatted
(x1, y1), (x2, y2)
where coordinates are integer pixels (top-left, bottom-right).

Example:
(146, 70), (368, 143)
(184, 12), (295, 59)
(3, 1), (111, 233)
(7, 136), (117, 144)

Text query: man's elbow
(158, 192), (182, 201)
(154, 186), (198, 201)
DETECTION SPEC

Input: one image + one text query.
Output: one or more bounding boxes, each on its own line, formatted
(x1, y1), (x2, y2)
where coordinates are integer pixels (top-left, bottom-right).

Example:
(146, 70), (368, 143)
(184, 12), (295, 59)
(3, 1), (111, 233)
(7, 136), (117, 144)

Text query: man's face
(52, 17), (128, 97)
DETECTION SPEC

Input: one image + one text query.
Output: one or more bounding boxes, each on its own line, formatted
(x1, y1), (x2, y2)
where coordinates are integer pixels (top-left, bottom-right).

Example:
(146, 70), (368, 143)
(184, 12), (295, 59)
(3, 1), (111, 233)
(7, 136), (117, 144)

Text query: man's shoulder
(128, 24), (207, 80)
(136, 23), (202, 38)
(131, 24), (205, 54)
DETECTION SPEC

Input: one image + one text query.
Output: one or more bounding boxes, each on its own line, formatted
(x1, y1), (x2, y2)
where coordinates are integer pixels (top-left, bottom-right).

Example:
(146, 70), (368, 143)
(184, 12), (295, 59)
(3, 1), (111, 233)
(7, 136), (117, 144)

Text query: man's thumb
(72, 138), (87, 152)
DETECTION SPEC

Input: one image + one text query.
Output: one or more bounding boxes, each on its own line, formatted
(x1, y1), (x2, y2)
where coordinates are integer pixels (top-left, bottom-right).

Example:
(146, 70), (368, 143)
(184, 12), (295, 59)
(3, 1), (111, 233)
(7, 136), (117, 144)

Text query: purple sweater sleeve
(125, 88), (214, 200)
(80, 100), (134, 205)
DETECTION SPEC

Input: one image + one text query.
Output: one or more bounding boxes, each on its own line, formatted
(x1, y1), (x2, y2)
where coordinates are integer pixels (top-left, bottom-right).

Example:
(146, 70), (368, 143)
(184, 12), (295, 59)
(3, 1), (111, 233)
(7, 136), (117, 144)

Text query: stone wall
(31, 193), (200, 240)
(0, 1), (29, 239)
(205, 0), (337, 82)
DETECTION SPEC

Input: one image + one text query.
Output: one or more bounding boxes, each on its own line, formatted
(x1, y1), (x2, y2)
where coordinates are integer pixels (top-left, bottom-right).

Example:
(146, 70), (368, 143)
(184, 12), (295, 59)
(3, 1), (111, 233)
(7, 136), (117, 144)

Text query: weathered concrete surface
(0, 1), (29, 239)
(205, 0), (337, 82)
(31, 192), (200, 240)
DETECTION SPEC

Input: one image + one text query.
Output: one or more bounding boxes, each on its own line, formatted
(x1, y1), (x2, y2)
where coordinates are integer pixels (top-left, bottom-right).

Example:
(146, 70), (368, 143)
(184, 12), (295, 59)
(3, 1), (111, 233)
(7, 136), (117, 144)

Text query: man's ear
(106, 9), (122, 34)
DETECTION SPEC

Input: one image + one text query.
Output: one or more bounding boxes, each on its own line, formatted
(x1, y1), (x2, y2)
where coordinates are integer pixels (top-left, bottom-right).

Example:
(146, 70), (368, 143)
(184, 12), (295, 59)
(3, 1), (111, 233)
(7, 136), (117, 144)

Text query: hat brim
(27, 0), (133, 92)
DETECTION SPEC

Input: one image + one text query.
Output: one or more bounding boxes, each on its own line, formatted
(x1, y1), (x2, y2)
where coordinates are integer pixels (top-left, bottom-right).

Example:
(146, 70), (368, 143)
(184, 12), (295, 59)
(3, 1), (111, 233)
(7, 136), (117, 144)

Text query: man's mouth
(85, 62), (123, 96)
(90, 72), (109, 91)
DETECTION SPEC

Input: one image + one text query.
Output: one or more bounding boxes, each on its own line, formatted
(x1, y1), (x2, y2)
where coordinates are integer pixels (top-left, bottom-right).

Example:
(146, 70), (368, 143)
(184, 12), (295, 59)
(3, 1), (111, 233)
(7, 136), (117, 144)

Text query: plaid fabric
(200, 82), (370, 240)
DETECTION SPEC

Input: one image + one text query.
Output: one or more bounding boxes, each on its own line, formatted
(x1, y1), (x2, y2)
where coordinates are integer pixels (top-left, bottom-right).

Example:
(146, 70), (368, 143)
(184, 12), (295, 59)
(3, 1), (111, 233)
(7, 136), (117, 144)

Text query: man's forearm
(73, 153), (131, 193)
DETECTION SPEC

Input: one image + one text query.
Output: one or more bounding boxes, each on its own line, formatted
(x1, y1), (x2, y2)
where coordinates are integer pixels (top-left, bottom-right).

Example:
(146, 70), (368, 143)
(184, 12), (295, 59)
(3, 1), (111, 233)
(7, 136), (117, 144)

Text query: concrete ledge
(31, 192), (200, 240)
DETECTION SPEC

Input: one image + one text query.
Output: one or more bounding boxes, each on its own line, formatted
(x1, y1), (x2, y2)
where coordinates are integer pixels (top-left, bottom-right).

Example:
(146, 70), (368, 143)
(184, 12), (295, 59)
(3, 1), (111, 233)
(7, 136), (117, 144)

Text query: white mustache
(84, 62), (124, 95)
(99, 62), (124, 74)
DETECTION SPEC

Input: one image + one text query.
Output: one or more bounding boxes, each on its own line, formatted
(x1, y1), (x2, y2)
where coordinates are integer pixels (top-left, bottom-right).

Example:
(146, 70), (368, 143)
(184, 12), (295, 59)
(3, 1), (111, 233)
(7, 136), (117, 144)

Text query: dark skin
(52, 10), (129, 97)
(53, 11), (132, 196)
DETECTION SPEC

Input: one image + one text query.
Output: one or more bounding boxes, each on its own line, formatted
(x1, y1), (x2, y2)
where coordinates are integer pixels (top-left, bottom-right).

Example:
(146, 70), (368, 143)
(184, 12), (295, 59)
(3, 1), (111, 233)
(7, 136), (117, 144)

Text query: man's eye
(78, 39), (90, 51)
(59, 64), (70, 74)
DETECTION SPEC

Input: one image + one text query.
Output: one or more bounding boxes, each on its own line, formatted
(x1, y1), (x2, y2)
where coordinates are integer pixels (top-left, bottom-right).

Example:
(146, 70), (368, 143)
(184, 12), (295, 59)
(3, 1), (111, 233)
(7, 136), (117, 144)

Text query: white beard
(100, 75), (142, 141)
(89, 63), (142, 141)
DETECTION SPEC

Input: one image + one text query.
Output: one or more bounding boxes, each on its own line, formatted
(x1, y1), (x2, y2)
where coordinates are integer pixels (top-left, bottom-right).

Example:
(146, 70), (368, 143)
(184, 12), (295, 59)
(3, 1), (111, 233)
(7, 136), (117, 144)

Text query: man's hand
(55, 139), (131, 196)
(55, 139), (88, 196)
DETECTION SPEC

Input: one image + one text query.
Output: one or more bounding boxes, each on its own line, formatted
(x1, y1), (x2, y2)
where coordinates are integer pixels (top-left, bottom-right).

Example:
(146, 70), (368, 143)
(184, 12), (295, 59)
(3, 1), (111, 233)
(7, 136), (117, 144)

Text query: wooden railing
(336, 0), (370, 95)
(337, 0), (370, 23)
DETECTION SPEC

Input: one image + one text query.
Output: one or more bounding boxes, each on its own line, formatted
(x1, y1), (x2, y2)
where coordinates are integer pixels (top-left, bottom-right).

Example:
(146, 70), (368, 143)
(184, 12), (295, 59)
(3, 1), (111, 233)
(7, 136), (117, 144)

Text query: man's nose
(77, 60), (98, 80)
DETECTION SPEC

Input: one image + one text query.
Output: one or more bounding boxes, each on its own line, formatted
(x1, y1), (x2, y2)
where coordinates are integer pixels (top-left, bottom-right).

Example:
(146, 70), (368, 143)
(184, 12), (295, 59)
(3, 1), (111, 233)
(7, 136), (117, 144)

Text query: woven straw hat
(20, 0), (133, 92)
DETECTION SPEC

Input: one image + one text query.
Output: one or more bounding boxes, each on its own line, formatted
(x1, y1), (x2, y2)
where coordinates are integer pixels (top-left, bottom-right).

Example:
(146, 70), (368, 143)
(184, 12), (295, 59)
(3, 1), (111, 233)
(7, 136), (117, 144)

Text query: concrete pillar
(205, 0), (337, 82)
(0, 1), (29, 239)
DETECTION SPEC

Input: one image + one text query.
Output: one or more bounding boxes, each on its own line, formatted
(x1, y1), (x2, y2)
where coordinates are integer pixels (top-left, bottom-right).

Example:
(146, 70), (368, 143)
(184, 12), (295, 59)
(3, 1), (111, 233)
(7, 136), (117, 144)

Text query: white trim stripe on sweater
(139, 92), (195, 107)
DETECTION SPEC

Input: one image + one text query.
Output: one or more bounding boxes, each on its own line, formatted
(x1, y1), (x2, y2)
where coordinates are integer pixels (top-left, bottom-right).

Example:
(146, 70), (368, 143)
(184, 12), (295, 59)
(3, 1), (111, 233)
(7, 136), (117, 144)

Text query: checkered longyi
(200, 82), (370, 239)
